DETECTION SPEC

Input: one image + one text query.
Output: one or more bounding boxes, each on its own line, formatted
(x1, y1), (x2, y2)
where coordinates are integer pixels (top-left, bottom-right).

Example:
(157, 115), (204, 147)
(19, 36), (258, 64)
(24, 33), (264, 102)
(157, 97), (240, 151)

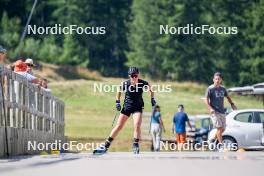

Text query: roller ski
(93, 144), (108, 155)
(132, 142), (140, 154)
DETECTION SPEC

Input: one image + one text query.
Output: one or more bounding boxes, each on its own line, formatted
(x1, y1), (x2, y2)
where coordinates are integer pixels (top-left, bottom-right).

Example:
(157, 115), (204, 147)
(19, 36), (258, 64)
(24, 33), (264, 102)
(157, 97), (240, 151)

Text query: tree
(127, 0), (218, 82)
(0, 12), (20, 59)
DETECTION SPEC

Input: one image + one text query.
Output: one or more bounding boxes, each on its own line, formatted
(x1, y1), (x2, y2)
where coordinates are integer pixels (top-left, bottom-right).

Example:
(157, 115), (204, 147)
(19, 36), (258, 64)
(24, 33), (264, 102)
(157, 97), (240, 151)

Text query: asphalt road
(1, 152), (264, 176)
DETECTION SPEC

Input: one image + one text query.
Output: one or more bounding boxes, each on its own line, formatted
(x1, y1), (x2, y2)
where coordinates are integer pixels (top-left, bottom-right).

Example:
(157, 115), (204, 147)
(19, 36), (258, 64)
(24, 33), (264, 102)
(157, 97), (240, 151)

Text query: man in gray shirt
(205, 72), (237, 150)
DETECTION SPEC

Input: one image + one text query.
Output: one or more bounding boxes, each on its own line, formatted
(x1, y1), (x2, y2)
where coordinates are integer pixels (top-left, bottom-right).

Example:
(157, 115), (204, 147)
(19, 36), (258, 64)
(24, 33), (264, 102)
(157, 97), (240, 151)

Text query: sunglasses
(26, 64), (34, 67)
(130, 74), (138, 78)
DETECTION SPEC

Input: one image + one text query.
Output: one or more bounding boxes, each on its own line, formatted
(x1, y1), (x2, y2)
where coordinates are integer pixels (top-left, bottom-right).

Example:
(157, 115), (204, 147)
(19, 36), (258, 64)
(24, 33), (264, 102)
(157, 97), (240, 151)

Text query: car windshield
(194, 118), (211, 129)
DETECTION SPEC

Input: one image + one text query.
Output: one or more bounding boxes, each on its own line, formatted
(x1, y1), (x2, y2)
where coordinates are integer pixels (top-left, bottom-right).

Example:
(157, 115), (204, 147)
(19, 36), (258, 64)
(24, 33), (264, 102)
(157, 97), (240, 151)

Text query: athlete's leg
(93, 113), (129, 154)
(216, 127), (224, 144)
(132, 112), (142, 154)
(156, 126), (161, 151)
(132, 112), (142, 139)
(150, 125), (157, 151)
(109, 113), (129, 138)
(177, 133), (185, 151)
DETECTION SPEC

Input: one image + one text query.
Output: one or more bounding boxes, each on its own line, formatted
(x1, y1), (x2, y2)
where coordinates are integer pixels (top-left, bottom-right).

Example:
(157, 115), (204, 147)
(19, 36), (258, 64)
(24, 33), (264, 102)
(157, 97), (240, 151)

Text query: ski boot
(93, 144), (108, 155)
(132, 142), (140, 154)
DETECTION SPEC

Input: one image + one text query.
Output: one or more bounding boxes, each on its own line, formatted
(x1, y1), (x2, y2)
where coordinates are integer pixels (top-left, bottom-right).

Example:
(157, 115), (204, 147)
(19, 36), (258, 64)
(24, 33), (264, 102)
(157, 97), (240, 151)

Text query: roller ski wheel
(93, 144), (107, 155)
(132, 143), (140, 154)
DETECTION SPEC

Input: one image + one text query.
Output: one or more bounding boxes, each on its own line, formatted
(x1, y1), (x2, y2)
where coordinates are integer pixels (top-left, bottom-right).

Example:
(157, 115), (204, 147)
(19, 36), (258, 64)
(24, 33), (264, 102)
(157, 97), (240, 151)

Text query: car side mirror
(262, 121), (264, 130)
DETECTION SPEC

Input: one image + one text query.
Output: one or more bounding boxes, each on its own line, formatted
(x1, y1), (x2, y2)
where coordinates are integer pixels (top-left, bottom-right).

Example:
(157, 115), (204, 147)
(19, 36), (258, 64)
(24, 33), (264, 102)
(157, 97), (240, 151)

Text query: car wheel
(222, 136), (238, 151)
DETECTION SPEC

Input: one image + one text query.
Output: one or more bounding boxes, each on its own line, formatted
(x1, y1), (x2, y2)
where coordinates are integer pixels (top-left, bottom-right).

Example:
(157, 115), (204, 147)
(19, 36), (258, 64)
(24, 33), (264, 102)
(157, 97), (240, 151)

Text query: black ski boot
(132, 142), (140, 154)
(93, 137), (113, 155)
(93, 144), (108, 155)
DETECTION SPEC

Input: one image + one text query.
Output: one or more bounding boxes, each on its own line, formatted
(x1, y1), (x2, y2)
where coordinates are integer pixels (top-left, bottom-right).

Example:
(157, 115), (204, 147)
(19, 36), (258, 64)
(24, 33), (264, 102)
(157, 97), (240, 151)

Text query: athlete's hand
(116, 100), (121, 111)
(151, 98), (156, 107)
(231, 103), (237, 110)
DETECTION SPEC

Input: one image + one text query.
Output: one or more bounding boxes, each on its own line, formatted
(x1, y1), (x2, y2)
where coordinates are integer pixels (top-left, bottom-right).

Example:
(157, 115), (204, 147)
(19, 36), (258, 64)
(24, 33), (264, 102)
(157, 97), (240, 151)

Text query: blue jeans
(151, 123), (162, 151)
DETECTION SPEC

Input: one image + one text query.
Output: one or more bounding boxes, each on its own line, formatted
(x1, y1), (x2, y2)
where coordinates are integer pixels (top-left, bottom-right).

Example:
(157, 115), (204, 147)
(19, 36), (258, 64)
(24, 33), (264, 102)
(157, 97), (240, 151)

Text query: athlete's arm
(205, 97), (214, 114)
(116, 90), (121, 101)
(226, 96), (237, 110)
(172, 123), (175, 134)
(225, 88), (237, 110)
(147, 83), (154, 98)
(186, 114), (192, 131)
(187, 120), (192, 131)
(116, 82), (124, 101)
(147, 83), (156, 106)
(159, 117), (165, 133)
(172, 117), (175, 134)
(204, 88), (214, 113)
(115, 85), (122, 111)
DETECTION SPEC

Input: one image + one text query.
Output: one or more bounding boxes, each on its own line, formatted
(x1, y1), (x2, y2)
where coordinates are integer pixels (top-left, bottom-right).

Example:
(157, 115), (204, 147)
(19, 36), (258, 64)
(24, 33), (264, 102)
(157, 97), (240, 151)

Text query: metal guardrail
(0, 65), (65, 157)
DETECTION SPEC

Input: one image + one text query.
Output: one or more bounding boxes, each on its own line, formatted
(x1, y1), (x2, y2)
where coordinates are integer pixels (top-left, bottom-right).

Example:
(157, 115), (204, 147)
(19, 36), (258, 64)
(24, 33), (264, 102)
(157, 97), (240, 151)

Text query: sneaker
(217, 143), (225, 152)
(132, 142), (140, 154)
(218, 146), (225, 152)
(208, 139), (217, 151)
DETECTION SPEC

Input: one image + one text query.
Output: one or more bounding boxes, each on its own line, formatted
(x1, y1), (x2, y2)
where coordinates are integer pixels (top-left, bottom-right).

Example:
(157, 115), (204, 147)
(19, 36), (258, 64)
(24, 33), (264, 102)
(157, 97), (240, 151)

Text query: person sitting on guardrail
(0, 45), (7, 64)
(172, 104), (192, 151)
(40, 78), (51, 93)
(150, 105), (165, 152)
(25, 58), (36, 75)
(14, 60), (41, 85)
(41, 78), (48, 89)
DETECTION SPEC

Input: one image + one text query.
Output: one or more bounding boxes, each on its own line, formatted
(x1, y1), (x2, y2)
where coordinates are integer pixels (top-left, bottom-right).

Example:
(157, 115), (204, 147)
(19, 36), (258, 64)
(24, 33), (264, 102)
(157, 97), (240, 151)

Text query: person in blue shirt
(150, 105), (165, 151)
(172, 104), (192, 150)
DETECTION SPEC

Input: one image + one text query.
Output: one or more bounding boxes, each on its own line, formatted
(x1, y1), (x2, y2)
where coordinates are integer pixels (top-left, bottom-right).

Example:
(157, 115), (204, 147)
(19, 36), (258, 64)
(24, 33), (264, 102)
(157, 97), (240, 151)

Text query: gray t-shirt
(205, 84), (228, 114)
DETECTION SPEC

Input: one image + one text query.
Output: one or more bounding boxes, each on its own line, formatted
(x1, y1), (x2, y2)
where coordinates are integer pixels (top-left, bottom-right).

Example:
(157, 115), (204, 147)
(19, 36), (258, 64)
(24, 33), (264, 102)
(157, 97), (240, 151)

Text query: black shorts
(121, 105), (144, 117)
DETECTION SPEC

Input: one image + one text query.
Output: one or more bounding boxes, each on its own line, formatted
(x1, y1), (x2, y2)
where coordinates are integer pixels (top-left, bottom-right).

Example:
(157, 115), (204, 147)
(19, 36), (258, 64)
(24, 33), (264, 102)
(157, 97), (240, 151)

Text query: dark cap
(128, 67), (139, 75)
(178, 104), (184, 109)
(214, 72), (222, 78)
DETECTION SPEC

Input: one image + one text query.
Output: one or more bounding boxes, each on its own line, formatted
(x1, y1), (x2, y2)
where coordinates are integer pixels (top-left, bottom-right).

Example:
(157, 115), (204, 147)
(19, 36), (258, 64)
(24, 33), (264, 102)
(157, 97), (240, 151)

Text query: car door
(233, 111), (262, 147)
(253, 111), (264, 145)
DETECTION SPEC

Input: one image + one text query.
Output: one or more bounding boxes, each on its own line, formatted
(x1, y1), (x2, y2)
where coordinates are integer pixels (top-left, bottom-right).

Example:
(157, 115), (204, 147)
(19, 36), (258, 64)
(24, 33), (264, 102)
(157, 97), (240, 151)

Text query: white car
(208, 109), (264, 150)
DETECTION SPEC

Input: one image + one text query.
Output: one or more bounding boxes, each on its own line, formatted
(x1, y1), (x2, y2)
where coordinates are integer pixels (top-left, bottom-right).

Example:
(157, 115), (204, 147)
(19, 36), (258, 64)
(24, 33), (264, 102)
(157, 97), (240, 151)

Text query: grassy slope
(49, 78), (263, 151)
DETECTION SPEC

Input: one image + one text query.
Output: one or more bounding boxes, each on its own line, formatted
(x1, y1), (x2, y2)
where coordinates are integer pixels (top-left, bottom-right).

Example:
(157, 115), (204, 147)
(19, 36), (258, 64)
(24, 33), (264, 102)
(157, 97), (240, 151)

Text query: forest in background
(0, 0), (263, 85)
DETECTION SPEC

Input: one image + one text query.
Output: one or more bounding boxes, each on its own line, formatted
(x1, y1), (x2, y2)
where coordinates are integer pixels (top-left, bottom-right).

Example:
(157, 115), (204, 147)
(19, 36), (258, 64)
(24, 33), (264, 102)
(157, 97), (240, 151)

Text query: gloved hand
(151, 98), (156, 107)
(116, 100), (121, 111)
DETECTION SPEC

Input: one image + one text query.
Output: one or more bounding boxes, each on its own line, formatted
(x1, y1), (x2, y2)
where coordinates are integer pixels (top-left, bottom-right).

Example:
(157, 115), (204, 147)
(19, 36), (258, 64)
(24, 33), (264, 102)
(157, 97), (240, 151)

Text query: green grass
(49, 79), (263, 151)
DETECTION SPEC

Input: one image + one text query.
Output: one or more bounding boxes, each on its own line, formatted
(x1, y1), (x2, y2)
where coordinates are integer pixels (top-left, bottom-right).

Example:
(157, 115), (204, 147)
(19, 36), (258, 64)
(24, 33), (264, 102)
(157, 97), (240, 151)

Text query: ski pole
(111, 111), (119, 127)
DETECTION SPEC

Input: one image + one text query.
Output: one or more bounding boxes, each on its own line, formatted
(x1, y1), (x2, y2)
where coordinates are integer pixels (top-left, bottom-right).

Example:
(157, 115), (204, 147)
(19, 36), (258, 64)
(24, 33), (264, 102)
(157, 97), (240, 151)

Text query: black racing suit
(120, 79), (149, 117)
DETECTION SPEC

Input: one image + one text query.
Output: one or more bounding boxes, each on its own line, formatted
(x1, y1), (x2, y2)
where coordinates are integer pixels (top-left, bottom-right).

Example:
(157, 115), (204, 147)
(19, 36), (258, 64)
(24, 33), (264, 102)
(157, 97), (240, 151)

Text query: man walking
(173, 104), (192, 151)
(205, 72), (237, 151)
